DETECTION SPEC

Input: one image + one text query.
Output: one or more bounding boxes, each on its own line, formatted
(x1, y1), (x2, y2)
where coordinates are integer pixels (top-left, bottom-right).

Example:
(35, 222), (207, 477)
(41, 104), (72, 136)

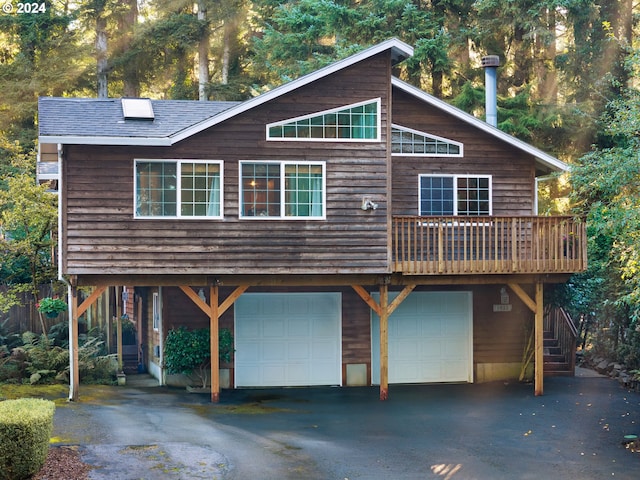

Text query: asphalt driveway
(51, 372), (640, 479)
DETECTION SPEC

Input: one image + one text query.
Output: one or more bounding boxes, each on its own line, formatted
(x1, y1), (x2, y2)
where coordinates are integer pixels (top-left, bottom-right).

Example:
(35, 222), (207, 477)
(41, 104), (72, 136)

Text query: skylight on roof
(122, 98), (154, 119)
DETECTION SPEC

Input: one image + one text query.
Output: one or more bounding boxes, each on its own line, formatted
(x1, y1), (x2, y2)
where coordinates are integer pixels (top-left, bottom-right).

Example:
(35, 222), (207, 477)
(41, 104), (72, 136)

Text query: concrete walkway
(52, 373), (640, 479)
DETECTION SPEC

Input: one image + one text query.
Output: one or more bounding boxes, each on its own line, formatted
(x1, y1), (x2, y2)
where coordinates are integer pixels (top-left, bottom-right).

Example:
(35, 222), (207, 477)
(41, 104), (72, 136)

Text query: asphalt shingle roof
(38, 97), (240, 139)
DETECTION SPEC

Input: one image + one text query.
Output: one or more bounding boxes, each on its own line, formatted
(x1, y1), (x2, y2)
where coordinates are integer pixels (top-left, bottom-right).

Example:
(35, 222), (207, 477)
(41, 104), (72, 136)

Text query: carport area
(48, 371), (640, 480)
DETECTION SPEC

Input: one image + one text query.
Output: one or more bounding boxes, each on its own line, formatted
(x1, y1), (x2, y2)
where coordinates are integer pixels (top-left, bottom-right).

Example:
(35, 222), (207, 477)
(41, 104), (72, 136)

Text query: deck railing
(392, 216), (587, 275)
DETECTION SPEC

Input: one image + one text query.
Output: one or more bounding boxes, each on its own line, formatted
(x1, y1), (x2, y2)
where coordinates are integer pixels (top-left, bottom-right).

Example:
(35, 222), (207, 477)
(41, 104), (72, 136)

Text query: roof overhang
(38, 136), (173, 147)
(391, 77), (569, 173)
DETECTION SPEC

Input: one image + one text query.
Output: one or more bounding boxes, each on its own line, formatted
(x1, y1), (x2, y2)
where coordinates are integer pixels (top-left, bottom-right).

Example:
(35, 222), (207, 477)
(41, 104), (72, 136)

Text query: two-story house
(38, 39), (585, 402)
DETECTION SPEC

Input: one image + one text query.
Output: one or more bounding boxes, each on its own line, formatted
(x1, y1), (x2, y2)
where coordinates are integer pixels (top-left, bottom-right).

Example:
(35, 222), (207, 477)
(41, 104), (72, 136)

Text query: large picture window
(419, 175), (491, 216)
(266, 99), (380, 141)
(240, 161), (325, 219)
(135, 160), (222, 218)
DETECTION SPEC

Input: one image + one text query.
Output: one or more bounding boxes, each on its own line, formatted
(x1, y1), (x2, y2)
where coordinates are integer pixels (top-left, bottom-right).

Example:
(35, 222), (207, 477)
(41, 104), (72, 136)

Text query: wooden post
(534, 281), (544, 396)
(379, 284), (389, 401)
(210, 285), (220, 403)
(69, 286), (79, 402)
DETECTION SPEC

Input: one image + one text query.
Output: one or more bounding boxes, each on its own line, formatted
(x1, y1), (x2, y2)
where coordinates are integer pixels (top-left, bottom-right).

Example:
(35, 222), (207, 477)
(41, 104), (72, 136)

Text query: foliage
(164, 326), (234, 388)
(0, 325), (116, 385)
(0, 172), (59, 332)
(164, 327), (210, 388)
(565, 52), (640, 369)
(0, 398), (55, 480)
(219, 327), (234, 364)
(36, 297), (67, 316)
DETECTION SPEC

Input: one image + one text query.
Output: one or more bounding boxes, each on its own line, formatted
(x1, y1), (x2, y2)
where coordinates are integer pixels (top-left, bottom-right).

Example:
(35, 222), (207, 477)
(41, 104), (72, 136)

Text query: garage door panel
(263, 342), (287, 361)
(372, 291), (472, 384)
(235, 293), (342, 387)
(288, 318), (311, 337)
(312, 317), (338, 336)
(288, 343), (310, 360)
(263, 319), (287, 338)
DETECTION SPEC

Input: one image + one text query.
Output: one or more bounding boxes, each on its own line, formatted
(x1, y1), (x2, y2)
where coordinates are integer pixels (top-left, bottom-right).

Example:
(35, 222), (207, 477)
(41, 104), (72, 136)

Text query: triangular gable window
(267, 99), (380, 141)
(392, 124), (463, 156)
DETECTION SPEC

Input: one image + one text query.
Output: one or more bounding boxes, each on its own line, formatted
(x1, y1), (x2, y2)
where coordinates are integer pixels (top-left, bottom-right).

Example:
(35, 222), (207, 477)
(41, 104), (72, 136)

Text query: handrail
(392, 215), (587, 275)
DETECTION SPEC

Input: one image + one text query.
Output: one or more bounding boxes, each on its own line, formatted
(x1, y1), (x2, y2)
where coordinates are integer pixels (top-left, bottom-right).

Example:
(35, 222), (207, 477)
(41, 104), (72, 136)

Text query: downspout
(481, 55), (500, 127)
(55, 144), (77, 401)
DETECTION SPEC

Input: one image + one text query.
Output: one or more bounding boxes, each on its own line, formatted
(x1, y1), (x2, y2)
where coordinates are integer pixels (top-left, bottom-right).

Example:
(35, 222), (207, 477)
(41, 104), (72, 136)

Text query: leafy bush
(0, 398), (55, 480)
(164, 327), (234, 388)
(164, 327), (211, 388)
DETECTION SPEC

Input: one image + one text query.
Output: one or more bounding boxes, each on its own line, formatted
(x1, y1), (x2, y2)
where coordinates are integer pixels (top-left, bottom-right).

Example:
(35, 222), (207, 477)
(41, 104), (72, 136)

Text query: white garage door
(235, 292), (342, 387)
(371, 291), (472, 384)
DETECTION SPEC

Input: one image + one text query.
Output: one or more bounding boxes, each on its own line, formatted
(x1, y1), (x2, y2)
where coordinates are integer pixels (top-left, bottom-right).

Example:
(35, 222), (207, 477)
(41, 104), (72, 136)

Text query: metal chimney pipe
(481, 55), (500, 127)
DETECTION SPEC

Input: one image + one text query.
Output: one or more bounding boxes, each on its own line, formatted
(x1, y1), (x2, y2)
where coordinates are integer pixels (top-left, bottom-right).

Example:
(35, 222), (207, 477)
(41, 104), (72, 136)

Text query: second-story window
(419, 175), (492, 216)
(240, 161), (325, 219)
(266, 99), (380, 141)
(135, 159), (223, 218)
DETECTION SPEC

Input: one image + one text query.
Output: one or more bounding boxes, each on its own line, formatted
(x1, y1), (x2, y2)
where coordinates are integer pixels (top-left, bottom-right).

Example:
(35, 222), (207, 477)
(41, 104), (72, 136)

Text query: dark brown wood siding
(62, 54), (393, 276)
(391, 89), (535, 217)
(472, 285), (531, 364)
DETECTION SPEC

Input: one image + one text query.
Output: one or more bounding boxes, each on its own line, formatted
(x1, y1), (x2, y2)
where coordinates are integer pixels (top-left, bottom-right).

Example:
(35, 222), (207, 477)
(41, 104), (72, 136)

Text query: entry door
(235, 292), (342, 387)
(371, 291), (472, 384)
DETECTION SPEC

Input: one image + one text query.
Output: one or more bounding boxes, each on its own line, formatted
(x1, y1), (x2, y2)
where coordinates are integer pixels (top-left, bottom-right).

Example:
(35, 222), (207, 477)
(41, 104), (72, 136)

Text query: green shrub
(163, 327), (234, 388)
(0, 398), (55, 480)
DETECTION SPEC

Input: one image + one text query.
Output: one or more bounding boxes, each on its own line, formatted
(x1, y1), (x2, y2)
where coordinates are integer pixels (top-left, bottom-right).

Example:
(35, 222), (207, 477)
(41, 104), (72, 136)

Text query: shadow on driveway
(52, 374), (640, 479)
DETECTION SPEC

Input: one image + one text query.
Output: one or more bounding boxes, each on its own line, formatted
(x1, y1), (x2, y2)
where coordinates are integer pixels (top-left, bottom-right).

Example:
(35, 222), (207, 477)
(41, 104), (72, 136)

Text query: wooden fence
(0, 285), (67, 335)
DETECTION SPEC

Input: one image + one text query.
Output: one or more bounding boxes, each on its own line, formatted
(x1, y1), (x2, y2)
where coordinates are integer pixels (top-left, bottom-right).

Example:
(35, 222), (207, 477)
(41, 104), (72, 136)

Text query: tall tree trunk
(120, 0), (139, 97)
(538, 8), (557, 105)
(221, 20), (231, 85)
(96, 15), (108, 98)
(198, 0), (209, 101)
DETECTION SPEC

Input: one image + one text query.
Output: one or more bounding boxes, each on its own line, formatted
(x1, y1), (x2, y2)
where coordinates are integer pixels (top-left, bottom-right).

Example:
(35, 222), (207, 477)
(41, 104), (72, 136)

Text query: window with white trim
(240, 161), (325, 219)
(135, 160), (223, 218)
(392, 124), (463, 156)
(267, 99), (380, 141)
(419, 175), (492, 215)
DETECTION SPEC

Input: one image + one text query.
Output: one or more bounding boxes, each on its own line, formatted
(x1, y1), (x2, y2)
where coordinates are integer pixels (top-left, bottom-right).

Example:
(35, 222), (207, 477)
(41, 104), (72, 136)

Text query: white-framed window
(239, 161), (326, 219)
(152, 292), (159, 331)
(135, 159), (223, 218)
(419, 174), (492, 216)
(266, 99), (380, 141)
(392, 124), (463, 156)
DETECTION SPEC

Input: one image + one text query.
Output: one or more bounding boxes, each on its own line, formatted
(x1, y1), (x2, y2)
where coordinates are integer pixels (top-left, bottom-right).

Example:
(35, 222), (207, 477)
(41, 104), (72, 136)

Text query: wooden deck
(392, 216), (587, 275)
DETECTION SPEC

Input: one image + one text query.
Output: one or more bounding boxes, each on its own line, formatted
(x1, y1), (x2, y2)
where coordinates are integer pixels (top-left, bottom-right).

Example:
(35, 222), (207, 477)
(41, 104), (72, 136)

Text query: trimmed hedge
(0, 398), (55, 480)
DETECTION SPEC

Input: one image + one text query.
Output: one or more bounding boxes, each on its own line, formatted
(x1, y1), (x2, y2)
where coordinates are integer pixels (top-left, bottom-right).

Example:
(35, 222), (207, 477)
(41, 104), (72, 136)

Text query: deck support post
(507, 281), (544, 396)
(379, 283), (389, 401)
(69, 285), (79, 402)
(179, 284), (249, 403)
(68, 285), (108, 401)
(534, 282), (544, 396)
(210, 285), (220, 403)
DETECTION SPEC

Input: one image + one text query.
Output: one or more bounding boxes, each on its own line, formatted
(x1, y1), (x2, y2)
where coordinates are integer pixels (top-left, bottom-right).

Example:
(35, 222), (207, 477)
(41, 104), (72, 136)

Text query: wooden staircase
(543, 307), (577, 376)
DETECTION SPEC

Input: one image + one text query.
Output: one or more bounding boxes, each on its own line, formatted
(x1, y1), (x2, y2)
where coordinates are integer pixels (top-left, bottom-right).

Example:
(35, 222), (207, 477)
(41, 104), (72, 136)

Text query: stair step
(544, 361), (571, 371)
(544, 370), (574, 377)
(544, 354), (566, 363)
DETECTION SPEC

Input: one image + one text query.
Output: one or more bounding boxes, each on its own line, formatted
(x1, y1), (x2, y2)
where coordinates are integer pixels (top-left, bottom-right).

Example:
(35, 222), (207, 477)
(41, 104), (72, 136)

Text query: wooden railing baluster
(392, 215), (586, 275)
